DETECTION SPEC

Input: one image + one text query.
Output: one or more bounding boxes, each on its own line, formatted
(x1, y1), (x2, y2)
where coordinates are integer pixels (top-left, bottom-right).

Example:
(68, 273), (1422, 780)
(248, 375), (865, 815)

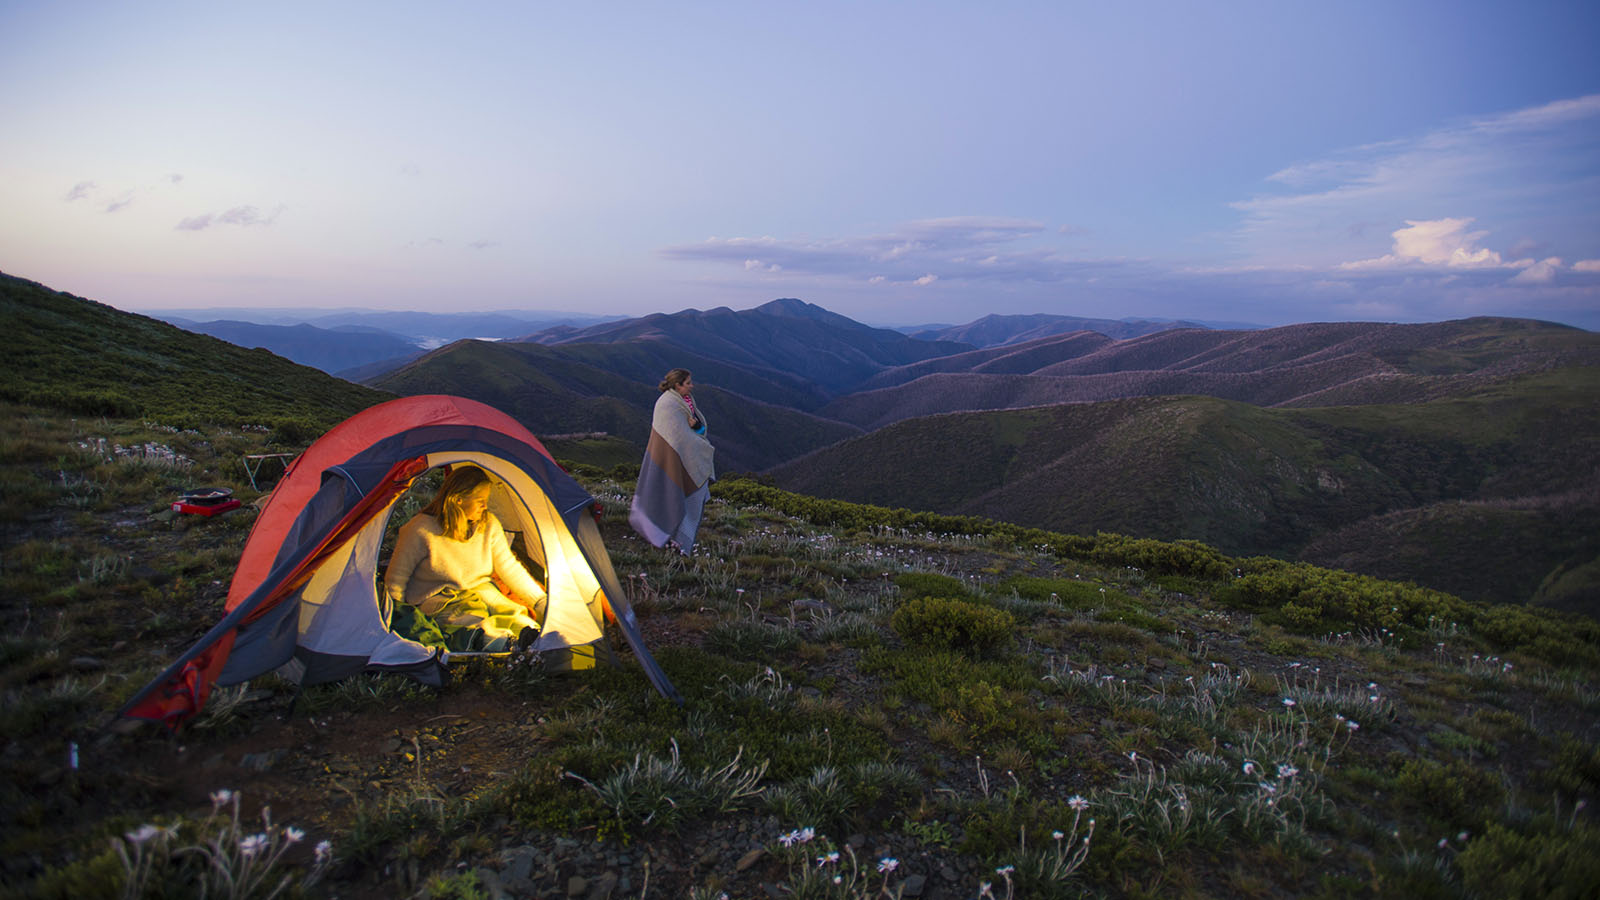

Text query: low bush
(1456, 818), (1600, 900)
(895, 572), (973, 599)
(891, 597), (1014, 657)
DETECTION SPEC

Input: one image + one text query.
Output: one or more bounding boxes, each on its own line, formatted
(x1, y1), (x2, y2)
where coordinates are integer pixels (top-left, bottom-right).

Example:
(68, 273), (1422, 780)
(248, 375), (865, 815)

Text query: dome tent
(121, 394), (679, 728)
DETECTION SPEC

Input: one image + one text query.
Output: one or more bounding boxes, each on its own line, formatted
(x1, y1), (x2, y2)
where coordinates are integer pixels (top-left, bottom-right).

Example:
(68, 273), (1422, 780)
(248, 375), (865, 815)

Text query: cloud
(1574, 259), (1600, 273)
(105, 194), (134, 213)
(1337, 217), (1592, 290)
(1510, 258), (1563, 284)
(176, 204), (284, 231)
(217, 205), (280, 226)
(65, 181), (96, 202)
(468, 240), (498, 250)
(662, 216), (1130, 287)
(1231, 93), (1600, 268)
(1341, 218), (1512, 270)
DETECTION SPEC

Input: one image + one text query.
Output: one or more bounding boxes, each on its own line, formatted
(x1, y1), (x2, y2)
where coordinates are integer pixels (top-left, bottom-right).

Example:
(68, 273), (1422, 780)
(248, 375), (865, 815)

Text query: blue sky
(3, 1), (1597, 328)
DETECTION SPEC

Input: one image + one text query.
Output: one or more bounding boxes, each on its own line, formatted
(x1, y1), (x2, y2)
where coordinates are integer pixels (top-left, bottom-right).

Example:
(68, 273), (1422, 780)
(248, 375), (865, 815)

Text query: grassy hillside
(0, 272), (388, 435)
(372, 339), (862, 473)
(3, 413), (1597, 899)
(772, 371), (1600, 613)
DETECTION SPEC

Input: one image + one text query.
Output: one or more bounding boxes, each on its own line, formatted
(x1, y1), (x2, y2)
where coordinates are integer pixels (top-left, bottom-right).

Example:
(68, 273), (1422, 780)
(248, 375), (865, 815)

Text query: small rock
(499, 845), (538, 885)
(736, 847), (766, 871)
(1146, 657), (1167, 670)
(567, 875), (588, 897)
(698, 848), (719, 866)
(902, 873), (927, 897)
(474, 867), (511, 900)
(847, 833), (866, 849)
(590, 870), (619, 899)
(239, 749), (286, 771)
(69, 656), (104, 672)
(940, 865), (958, 882)
(380, 737), (404, 754)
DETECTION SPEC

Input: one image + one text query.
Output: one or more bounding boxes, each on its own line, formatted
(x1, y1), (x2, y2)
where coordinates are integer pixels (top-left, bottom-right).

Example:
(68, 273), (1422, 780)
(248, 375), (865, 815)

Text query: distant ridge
(144, 307), (621, 343)
(518, 298), (973, 396)
(166, 319), (422, 375)
(908, 312), (1212, 347)
(824, 318), (1600, 429)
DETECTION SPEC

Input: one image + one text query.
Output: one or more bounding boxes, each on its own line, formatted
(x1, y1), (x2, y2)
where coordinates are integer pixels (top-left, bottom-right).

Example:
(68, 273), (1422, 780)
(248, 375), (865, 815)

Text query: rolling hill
(823, 317), (1600, 429)
(370, 338), (862, 472)
(769, 370), (1600, 613)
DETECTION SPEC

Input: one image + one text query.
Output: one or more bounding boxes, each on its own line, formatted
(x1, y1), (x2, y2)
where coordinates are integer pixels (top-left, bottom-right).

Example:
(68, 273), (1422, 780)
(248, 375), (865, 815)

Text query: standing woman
(630, 368), (715, 554)
(384, 466), (545, 651)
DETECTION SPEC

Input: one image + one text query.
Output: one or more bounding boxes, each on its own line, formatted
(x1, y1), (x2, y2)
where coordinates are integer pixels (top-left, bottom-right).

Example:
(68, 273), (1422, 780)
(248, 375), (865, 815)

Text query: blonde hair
(658, 368), (692, 393)
(421, 466), (491, 541)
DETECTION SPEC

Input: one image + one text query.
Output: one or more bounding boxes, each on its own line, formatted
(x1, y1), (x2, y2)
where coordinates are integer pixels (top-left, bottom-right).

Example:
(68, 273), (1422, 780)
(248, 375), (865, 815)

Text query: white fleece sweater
(383, 512), (544, 612)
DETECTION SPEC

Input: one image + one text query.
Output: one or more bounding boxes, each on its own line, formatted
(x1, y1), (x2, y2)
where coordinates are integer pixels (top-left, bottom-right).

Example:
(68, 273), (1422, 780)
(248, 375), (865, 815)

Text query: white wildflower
(239, 833), (268, 857)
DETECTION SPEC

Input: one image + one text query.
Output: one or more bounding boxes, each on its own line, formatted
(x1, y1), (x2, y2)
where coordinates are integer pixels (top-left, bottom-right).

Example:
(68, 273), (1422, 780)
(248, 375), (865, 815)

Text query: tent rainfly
(120, 394), (680, 729)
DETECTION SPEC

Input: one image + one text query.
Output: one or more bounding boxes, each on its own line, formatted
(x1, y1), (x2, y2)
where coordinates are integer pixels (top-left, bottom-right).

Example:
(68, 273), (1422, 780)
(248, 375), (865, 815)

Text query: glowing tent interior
(120, 394), (680, 729)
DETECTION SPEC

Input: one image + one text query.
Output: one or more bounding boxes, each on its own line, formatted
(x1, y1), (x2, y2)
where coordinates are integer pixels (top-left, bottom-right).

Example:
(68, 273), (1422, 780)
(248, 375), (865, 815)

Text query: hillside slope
(0, 272), (389, 429)
(771, 372), (1600, 611)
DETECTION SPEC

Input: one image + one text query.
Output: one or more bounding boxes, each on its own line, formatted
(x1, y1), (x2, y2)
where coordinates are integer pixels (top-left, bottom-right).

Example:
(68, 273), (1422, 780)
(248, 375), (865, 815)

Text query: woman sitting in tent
(629, 368), (715, 554)
(384, 465), (546, 652)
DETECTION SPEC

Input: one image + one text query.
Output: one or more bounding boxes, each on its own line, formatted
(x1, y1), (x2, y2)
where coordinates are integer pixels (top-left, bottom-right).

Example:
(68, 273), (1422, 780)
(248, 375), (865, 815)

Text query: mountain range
(146, 308), (626, 376)
(7, 268), (1595, 615)
(373, 299), (1600, 615)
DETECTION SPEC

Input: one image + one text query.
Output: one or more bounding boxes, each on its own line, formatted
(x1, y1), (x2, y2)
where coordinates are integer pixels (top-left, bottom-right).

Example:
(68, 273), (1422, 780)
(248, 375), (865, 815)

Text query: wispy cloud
(65, 174), (184, 213)
(662, 216), (1126, 286)
(176, 204), (285, 231)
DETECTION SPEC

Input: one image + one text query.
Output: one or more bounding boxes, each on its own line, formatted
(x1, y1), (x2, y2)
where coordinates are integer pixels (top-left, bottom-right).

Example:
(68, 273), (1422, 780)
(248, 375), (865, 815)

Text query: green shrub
(1392, 757), (1505, 829)
(1543, 734), (1600, 799)
(266, 416), (320, 447)
(891, 597), (1014, 657)
(1213, 559), (1470, 637)
(895, 572), (973, 599)
(1457, 819), (1600, 900)
(1474, 605), (1600, 668)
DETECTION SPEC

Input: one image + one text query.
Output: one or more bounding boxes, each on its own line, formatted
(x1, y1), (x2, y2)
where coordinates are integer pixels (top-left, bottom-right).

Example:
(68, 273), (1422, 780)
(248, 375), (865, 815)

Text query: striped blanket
(629, 390), (715, 552)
